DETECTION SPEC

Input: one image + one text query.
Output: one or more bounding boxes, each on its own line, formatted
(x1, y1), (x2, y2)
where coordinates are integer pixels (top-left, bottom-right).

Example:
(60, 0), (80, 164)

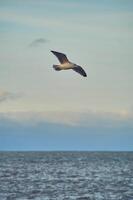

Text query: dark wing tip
(51, 50), (66, 55)
(83, 73), (87, 77)
(80, 67), (87, 77)
(51, 50), (62, 54)
(51, 50), (57, 54)
(73, 66), (87, 77)
(82, 72), (87, 77)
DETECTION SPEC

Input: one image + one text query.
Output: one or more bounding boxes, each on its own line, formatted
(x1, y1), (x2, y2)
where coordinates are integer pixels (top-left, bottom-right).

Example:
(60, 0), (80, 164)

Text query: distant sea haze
(0, 151), (133, 200)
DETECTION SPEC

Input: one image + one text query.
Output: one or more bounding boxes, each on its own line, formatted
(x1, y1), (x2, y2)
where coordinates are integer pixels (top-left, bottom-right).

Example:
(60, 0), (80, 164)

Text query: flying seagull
(51, 50), (87, 77)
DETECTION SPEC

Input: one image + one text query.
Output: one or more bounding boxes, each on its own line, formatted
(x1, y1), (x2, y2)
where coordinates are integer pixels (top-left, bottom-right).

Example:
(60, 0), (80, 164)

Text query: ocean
(0, 151), (133, 200)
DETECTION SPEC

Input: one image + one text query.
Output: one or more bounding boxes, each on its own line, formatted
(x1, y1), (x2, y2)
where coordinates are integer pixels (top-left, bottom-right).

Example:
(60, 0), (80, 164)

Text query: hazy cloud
(0, 109), (133, 129)
(29, 38), (49, 47)
(0, 90), (20, 103)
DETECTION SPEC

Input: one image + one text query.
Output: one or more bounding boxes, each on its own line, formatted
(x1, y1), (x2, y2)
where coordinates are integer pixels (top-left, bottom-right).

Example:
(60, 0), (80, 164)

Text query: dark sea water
(0, 152), (133, 200)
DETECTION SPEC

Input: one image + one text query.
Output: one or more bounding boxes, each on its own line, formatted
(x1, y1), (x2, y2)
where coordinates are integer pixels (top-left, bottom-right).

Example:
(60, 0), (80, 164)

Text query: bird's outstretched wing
(51, 50), (69, 64)
(73, 66), (87, 77)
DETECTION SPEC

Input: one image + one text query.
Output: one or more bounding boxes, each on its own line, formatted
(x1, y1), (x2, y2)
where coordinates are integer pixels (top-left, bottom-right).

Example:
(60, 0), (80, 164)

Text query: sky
(0, 0), (133, 151)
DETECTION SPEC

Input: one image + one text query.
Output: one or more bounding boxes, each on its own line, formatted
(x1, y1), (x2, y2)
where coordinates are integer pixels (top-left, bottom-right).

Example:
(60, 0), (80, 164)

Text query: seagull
(51, 50), (87, 77)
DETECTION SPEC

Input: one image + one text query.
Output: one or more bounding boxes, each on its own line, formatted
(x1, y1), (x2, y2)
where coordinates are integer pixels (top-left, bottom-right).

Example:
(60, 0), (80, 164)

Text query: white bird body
(60, 62), (75, 69)
(51, 50), (87, 77)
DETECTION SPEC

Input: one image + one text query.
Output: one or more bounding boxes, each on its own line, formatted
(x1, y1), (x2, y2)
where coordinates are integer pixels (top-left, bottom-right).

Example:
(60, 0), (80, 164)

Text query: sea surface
(0, 151), (133, 200)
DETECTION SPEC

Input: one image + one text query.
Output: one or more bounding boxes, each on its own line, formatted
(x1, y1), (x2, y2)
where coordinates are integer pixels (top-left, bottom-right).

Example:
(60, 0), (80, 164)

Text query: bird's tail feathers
(53, 65), (61, 71)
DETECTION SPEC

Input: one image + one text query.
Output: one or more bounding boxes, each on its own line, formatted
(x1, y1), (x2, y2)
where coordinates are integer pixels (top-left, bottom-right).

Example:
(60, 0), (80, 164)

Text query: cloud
(29, 38), (49, 47)
(0, 109), (133, 129)
(78, 110), (133, 129)
(0, 90), (20, 103)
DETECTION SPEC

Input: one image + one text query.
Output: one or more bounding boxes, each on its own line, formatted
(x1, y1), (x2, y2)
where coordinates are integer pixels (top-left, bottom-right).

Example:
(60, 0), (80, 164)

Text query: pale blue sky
(0, 0), (133, 150)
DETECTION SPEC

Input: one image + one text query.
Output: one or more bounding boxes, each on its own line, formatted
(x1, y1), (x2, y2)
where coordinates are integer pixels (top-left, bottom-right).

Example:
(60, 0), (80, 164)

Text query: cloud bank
(0, 109), (133, 130)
